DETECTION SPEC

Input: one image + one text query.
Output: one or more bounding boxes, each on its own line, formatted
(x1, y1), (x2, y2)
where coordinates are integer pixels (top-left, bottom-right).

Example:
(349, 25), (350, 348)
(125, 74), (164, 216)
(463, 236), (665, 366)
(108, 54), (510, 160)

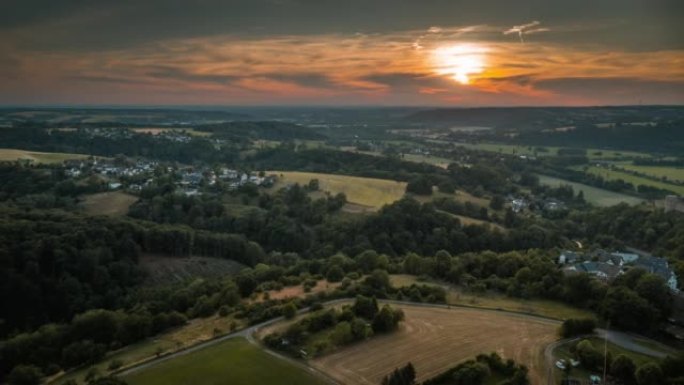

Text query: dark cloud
(535, 77), (684, 104)
(1, 0), (682, 52)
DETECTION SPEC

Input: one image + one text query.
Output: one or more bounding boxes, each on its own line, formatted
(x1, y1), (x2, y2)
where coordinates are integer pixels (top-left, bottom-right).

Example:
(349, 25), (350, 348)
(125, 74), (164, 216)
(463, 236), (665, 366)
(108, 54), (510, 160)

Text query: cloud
(503, 21), (549, 43)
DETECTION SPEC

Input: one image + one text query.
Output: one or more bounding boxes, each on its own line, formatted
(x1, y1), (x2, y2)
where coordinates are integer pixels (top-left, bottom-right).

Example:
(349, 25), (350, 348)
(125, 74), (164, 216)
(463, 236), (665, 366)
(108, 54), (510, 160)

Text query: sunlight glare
(432, 44), (487, 85)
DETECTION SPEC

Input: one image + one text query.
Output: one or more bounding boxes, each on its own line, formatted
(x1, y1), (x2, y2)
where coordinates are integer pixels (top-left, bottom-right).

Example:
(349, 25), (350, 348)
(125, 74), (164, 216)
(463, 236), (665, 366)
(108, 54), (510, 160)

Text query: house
(611, 252), (639, 264)
(558, 250), (582, 265)
(108, 182), (122, 190)
(632, 256), (679, 292)
(564, 261), (622, 281)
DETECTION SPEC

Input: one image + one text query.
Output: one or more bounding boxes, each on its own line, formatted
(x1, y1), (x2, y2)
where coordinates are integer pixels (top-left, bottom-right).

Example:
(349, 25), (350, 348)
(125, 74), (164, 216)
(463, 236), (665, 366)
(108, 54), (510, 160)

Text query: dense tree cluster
(423, 352), (530, 385)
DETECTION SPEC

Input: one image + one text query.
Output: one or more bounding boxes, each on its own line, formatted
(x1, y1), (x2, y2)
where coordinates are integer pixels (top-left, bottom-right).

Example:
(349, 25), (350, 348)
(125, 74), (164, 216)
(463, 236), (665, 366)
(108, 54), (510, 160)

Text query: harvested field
(0, 148), (90, 164)
(311, 304), (558, 385)
(269, 171), (406, 210)
(80, 191), (138, 216)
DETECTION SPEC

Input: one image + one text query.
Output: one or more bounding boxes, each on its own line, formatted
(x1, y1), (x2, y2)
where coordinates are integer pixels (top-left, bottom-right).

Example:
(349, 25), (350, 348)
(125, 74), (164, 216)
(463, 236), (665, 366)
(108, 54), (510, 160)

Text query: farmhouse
(632, 256), (679, 292)
(563, 261), (621, 281)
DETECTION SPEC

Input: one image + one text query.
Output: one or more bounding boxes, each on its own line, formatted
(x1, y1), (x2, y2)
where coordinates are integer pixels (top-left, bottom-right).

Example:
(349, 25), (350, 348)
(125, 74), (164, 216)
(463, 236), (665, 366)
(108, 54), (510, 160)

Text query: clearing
(0, 148), (90, 164)
(268, 171), (406, 210)
(123, 337), (327, 385)
(140, 254), (245, 285)
(537, 174), (644, 206)
(254, 279), (342, 303)
(311, 304), (558, 385)
(79, 191), (138, 216)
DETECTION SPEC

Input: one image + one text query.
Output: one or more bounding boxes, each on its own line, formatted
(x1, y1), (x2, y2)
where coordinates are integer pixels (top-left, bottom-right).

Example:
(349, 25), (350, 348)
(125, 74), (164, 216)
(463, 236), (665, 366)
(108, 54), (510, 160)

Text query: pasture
(123, 338), (327, 385)
(0, 148), (90, 164)
(537, 174), (644, 206)
(311, 304), (558, 385)
(619, 164), (684, 183)
(79, 191), (138, 216)
(452, 142), (651, 160)
(269, 171), (407, 210)
(585, 166), (684, 195)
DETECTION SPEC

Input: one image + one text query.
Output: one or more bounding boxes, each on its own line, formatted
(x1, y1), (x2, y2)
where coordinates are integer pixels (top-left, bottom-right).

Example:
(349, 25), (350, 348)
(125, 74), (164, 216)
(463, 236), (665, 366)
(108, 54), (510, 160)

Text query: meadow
(269, 171), (407, 210)
(451, 142), (651, 160)
(537, 174), (644, 206)
(123, 338), (327, 385)
(311, 304), (558, 385)
(0, 148), (90, 164)
(131, 128), (212, 137)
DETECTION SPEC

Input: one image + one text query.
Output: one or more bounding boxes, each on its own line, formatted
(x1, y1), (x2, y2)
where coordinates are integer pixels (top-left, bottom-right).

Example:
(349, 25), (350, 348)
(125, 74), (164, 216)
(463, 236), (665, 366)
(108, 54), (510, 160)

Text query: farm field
(618, 164), (684, 183)
(132, 127), (212, 137)
(585, 166), (684, 195)
(79, 191), (138, 216)
(389, 275), (593, 321)
(123, 337), (327, 385)
(269, 171), (407, 210)
(52, 315), (246, 385)
(0, 148), (90, 164)
(451, 142), (651, 160)
(311, 304), (559, 385)
(537, 174), (644, 206)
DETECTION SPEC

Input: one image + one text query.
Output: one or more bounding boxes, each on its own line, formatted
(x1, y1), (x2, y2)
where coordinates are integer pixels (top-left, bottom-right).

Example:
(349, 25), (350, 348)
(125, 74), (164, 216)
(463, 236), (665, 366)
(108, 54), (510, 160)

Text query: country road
(117, 298), (675, 385)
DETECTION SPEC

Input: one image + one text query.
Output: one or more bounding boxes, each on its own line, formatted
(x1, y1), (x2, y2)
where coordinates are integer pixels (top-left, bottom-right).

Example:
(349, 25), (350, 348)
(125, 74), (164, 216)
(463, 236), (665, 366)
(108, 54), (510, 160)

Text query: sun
(432, 43), (487, 85)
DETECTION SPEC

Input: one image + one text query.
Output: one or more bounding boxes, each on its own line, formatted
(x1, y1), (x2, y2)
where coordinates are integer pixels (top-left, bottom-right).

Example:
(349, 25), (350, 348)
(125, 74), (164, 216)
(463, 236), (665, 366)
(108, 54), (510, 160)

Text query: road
(117, 298), (674, 385)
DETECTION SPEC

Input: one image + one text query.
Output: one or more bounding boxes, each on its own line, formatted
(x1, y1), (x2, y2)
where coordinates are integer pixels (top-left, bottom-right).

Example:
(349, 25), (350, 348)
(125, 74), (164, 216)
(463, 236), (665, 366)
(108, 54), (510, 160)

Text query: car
(556, 360), (567, 370)
(590, 374), (602, 384)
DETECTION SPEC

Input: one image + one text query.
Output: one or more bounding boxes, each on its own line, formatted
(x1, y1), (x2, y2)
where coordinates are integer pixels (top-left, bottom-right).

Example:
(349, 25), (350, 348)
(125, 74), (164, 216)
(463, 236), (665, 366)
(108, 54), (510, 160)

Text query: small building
(632, 256), (679, 292)
(558, 250), (582, 265)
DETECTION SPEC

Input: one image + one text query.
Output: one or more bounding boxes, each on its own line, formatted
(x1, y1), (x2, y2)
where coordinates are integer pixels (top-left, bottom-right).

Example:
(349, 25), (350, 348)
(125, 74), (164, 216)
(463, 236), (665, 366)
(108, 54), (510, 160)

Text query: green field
(585, 166), (684, 195)
(618, 164), (684, 183)
(0, 148), (91, 164)
(123, 338), (327, 385)
(452, 143), (650, 160)
(51, 315), (246, 384)
(269, 171), (406, 210)
(537, 175), (644, 206)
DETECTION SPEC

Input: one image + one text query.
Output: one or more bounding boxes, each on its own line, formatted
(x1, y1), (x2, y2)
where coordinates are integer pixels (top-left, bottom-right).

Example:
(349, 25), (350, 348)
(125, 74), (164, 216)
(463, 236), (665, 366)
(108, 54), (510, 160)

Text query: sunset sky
(1, 0), (682, 106)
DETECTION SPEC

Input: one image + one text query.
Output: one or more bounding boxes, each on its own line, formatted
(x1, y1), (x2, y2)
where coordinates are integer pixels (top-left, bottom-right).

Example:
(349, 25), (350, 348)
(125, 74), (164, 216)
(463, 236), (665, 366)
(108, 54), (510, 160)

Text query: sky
(1, 0), (683, 106)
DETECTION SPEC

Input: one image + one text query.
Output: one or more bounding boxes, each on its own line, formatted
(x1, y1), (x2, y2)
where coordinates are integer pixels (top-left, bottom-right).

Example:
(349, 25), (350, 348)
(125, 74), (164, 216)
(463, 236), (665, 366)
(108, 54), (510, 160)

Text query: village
(62, 157), (275, 197)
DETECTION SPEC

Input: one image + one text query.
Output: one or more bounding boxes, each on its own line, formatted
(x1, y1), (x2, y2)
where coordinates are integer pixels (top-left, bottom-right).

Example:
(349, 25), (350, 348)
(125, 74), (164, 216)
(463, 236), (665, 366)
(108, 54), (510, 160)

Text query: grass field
(0, 148), (90, 164)
(585, 166), (684, 195)
(619, 164), (684, 183)
(311, 304), (558, 385)
(124, 338), (327, 385)
(537, 175), (644, 206)
(269, 171), (406, 210)
(53, 315), (247, 385)
(79, 191), (138, 216)
(389, 275), (593, 321)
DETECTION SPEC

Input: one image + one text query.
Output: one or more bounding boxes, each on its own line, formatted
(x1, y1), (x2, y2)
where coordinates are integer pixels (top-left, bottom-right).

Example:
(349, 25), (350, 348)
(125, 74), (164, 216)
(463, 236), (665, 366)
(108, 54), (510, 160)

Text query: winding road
(117, 298), (675, 385)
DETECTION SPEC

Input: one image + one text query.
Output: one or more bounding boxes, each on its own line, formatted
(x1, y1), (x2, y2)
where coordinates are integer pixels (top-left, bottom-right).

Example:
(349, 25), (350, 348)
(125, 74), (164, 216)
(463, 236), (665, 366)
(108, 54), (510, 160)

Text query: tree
(635, 363), (664, 385)
(610, 355), (636, 385)
(490, 195), (505, 211)
(282, 302), (297, 319)
(381, 362), (416, 385)
(406, 177), (433, 195)
(601, 286), (658, 332)
(7, 365), (42, 385)
(559, 318), (596, 338)
(634, 273), (672, 319)
(575, 339), (603, 371)
(326, 265), (345, 282)
(372, 305), (404, 333)
(353, 295), (379, 319)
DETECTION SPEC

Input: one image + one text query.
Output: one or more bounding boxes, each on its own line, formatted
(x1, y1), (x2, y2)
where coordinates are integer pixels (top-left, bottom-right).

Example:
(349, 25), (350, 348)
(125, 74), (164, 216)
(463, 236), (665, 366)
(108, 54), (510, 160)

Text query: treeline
(422, 352), (530, 385)
(194, 121), (325, 140)
(0, 126), (240, 164)
(0, 206), (264, 337)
